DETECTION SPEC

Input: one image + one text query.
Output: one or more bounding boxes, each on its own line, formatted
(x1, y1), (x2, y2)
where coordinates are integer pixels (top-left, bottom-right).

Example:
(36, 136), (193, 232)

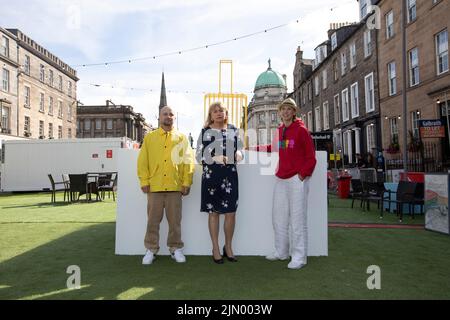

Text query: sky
(1, 0), (360, 140)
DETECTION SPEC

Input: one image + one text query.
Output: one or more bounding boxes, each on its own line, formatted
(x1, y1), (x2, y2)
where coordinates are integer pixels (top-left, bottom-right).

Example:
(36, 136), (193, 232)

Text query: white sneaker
(287, 259), (306, 270)
(171, 249), (186, 263)
(265, 252), (289, 261)
(142, 250), (155, 265)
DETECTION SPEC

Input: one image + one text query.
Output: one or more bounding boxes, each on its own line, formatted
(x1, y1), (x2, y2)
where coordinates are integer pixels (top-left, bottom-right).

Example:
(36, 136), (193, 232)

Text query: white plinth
(115, 150), (328, 256)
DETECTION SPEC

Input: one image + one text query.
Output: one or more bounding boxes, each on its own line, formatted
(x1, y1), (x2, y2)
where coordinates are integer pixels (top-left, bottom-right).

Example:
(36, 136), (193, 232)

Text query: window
(67, 104), (72, 122)
(360, 0), (368, 20)
(323, 101), (329, 130)
(386, 10), (394, 39)
(1, 105), (9, 131)
(389, 117), (399, 144)
(334, 94), (341, 125)
(315, 107), (322, 132)
(333, 59), (339, 81)
(96, 119), (102, 130)
(407, 0), (416, 23)
(68, 128), (72, 139)
(350, 82), (359, 118)
(58, 101), (63, 118)
(342, 88), (350, 122)
(271, 112), (277, 124)
(40, 64), (45, 82)
(322, 70), (328, 90)
(411, 110), (421, 138)
(331, 33), (337, 51)
(24, 86), (30, 107)
(49, 70), (54, 87)
(365, 73), (375, 112)
(388, 61), (397, 95)
(39, 93), (45, 112)
(302, 87), (306, 105)
(107, 119), (113, 130)
(39, 120), (44, 138)
(48, 123), (53, 139)
(59, 75), (63, 91)
(409, 47), (420, 86)
(58, 126), (62, 139)
(366, 124), (376, 153)
(2, 68), (9, 92)
(84, 120), (91, 130)
(436, 29), (449, 75)
(24, 55), (30, 75)
(68, 81), (72, 97)
(350, 43), (356, 68)
(307, 111), (313, 132)
(308, 83), (312, 101)
(364, 30), (372, 57)
(258, 112), (266, 125)
(314, 76), (319, 95)
(1, 36), (9, 57)
(341, 52), (347, 75)
(48, 97), (53, 115)
(24, 116), (30, 134)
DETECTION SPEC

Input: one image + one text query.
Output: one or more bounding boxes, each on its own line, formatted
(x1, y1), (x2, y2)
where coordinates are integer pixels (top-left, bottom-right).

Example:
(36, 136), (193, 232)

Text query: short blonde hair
(277, 98), (298, 121)
(204, 102), (229, 128)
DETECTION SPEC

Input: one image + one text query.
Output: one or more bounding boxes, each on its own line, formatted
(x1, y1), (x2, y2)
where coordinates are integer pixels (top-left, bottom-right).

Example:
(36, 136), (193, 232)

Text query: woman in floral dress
(196, 102), (243, 264)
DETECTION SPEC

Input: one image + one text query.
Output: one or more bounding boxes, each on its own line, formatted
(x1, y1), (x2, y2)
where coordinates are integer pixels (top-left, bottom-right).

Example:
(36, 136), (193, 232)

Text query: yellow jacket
(137, 127), (195, 192)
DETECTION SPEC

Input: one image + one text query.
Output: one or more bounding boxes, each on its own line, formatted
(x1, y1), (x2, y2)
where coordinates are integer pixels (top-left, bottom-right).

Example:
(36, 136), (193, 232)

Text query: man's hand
(181, 186), (191, 196)
(141, 186), (150, 194)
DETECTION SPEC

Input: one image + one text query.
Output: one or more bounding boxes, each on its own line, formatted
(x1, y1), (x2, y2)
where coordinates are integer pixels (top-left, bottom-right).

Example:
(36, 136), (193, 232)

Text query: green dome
(254, 60), (286, 90)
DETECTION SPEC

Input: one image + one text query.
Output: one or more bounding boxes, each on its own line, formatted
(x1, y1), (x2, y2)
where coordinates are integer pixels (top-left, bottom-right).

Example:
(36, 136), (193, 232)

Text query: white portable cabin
(0, 137), (139, 192)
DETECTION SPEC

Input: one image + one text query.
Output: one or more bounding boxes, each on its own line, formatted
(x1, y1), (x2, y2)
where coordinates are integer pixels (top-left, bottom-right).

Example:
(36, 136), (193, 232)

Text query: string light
(80, 82), (254, 95)
(71, 19), (301, 68)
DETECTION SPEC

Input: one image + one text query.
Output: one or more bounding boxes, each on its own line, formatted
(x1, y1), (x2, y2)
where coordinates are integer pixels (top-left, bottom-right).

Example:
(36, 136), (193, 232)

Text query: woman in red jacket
(256, 98), (317, 269)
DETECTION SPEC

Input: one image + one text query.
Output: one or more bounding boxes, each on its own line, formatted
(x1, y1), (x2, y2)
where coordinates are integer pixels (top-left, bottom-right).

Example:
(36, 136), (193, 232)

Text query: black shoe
(223, 245), (238, 262)
(212, 251), (224, 264)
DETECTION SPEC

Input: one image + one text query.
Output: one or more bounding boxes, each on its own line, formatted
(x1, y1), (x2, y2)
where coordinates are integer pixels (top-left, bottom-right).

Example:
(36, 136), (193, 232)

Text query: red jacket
(254, 119), (317, 179)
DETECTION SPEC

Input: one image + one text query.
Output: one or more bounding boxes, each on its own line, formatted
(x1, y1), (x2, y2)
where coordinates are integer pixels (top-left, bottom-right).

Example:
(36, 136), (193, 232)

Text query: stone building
(1, 28), (78, 139)
(293, 15), (381, 165)
(247, 60), (287, 146)
(76, 100), (152, 143)
(376, 0), (450, 169)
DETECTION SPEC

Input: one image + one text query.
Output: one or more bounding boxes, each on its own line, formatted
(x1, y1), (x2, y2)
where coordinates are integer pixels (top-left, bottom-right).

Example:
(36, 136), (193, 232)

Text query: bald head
(159, 106), (175, 130)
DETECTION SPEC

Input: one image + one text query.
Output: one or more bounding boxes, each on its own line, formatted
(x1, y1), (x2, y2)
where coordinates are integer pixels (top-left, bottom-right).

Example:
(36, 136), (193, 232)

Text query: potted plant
(386, 137), (400, 154)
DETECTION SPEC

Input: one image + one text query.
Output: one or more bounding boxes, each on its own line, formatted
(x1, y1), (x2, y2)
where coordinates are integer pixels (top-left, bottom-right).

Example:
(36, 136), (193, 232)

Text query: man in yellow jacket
(138, 106), (195, 265)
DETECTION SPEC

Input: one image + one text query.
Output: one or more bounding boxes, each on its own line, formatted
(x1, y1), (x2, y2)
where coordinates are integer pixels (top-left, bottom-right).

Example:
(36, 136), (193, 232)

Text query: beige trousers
(144, 192), (183, 254)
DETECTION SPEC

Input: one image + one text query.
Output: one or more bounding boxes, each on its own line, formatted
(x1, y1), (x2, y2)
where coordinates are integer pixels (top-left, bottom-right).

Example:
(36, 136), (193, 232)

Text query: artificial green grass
(0, 192), (449, 300)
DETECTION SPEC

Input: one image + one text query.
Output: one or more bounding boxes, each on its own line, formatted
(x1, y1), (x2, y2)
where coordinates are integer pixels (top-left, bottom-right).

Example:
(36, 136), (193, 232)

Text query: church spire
(159, 72), (167, 112)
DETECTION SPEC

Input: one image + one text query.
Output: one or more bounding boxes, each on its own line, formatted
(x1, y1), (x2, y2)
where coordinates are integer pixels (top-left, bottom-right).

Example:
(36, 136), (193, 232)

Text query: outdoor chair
(98, 173), (118, 201)
(409, 182), (425, 219)
(363, 182), (392, 218)
(61, 174), (71, 202)
(47, 174), (67, 203)
(68, 174), (89, 202)
(350, 179), (366, 209)
(391, 181), (417, 223)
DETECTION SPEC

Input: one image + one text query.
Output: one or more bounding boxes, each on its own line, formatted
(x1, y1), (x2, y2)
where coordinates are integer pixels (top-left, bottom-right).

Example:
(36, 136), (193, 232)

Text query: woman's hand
(212, 155), (228, 165)
(235, 151), (243, 163)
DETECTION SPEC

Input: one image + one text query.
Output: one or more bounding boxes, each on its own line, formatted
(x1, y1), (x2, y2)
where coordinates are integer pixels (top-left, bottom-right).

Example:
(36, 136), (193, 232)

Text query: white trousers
(272, 175), (310, 263)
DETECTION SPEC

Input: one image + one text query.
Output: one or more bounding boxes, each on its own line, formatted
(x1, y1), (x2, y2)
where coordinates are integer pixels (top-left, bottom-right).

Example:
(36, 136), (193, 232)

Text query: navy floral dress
(196, 125), (243, 214)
